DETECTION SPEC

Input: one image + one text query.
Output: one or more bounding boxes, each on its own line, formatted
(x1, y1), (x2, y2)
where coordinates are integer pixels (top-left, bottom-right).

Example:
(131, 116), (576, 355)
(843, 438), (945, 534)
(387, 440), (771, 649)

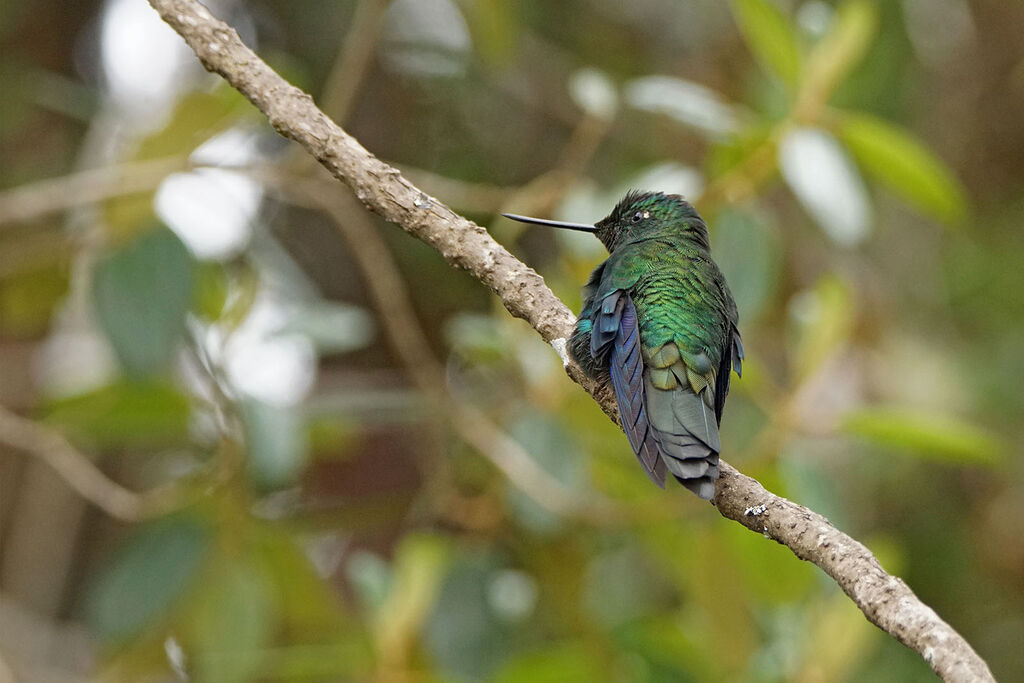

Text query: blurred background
(1, 0), (1023, 680)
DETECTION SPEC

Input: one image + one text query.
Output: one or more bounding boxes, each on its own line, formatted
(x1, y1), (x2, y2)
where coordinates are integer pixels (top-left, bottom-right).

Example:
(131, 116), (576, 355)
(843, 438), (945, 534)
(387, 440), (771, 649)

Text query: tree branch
(144, 1), (993, 680)
(0, 156), (189, 228)
(0, 403), (185, 522)
(275, 174), (618, 522)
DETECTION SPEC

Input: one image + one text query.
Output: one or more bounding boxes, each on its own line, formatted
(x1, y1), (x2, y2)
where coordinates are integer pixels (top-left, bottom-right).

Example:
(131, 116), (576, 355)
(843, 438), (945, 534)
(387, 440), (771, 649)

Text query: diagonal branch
(143, 1), (994, 680)
(276, 174), (618, 522)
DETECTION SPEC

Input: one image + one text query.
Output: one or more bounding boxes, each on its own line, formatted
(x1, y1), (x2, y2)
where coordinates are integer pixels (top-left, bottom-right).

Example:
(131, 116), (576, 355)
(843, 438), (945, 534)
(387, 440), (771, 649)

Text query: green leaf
(778, 127), (871, 246)
(842, 406), (1002, 464)
(494, 642), (603, 683)
(458, 0), (517, 66)
(92, 226), (195, 376)
(192, 261), (230, 321)
(582, 547), (672, 628)
(721, 513), (816, 604)
(790, 275), (854, 382)
(240, 398), (309, 490)
(803, 0), (877, 106)
(836, 112), (968, 224)
(378, 534), (451, 661)
(191, 561), (275, 683)
(136, 87), (250, 161)
(729, 0), (803, 86)
(345, 550), (393, 614)
(43, 378), (191, 450)
(0, 262), (70, 337)
(252, 523), (352, 635)
(83, 515), (210, 642)
(424, 551), (521, 681)
(281, 300), (375, 355)
(712, 208), (781, 320)
(504, 412), (587, 534)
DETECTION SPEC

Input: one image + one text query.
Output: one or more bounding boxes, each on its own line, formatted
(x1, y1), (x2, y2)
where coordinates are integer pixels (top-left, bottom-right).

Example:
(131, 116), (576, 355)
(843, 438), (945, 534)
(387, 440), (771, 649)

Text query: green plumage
(508, 191), (743, 499)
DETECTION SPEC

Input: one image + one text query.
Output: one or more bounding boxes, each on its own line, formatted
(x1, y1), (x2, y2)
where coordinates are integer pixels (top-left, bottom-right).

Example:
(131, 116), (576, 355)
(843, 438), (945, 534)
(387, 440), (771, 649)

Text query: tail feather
(680, 476), (716, 500)
(646, 373), (722, 500)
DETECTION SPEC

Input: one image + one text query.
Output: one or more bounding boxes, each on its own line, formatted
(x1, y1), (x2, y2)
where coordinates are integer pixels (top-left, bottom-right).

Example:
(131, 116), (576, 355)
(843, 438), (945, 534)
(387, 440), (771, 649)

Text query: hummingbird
(504, 191), (743, 500)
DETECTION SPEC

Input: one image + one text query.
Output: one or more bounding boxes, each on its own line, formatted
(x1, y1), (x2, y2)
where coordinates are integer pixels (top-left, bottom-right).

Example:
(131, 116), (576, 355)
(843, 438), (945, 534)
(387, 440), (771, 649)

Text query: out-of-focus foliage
(1, 0), (1023, 681)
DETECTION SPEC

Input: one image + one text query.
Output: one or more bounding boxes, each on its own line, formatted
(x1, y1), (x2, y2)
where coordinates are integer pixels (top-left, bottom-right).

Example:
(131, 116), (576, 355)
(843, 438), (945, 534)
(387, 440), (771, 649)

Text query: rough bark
(144, 1), (995, 680)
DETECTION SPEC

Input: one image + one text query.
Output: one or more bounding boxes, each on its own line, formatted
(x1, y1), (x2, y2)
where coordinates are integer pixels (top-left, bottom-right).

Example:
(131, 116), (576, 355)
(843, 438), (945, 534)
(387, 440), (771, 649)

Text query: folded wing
(591, 291), (722, 498)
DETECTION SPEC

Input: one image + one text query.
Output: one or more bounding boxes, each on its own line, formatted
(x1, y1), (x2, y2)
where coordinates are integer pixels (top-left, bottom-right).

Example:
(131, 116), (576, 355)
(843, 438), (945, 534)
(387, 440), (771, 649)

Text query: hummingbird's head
(503, 190), (710, 254)
(594, 191), (710, 252)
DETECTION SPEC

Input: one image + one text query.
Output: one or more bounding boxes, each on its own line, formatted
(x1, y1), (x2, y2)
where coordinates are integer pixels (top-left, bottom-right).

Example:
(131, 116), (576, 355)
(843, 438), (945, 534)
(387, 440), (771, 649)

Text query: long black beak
(502, 213), (597, 233)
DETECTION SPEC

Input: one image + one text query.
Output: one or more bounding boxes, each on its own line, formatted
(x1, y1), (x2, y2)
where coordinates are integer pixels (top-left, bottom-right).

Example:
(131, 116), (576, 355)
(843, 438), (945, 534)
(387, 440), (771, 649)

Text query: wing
(714, 321), (744, 422)
(592, 291), (721, 497)
(599, 291), (667, 487)
(568, 262), (609, 381)
(712, 271), (743, 421)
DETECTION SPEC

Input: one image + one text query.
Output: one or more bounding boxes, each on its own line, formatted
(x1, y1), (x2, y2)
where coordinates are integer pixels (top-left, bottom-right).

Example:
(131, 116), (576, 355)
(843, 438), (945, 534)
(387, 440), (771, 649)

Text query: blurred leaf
(505, 412), (587, 534)
(377, 533), (451, 663)
(730, 0), (803, 86)
(802, 0), (878, 106)
(836, 111), (968, 224)
(191, 560), (275, 683)
(252, 524), (352, 635)
(425, 551), (522, 680)
(582, 547), (672, 628)
(779, 127), (871, 246)
(307, 414), (357, 458)
(221, 262), (260, 329)
(779, 449), (848, 530)
(104, 192), (161, 244)
(83, 515), (210, 642)
(487, 569), (538, 624)
(796, 591), (879, 681)
(458, 0), (516, 65)
(193, 261), (230, 321)
(240, 397), (309, 489)
(625, 75), (740, 136)
(720, 515), (816, 604)
(92, 225), (194, 376)
(842, 406), (1002, 464)
(493, 642), (602, 683)
(153, 168), (260, 261)
(136, 87), (251, 161)
(0, 262), (69, 337)
(445, 312), (507, 363)
(569, 67), (618, 122)
(100, 89), (250, 242)
(44, 378), (191, 450)
(281, 300), (375, 355)
(789, 275), (854, 382)
(346, 550), (393, 613)
(620, 162), (705, 201)
(664, 526), (757, 676)
(615, 614), (712, 680)
(706, 123), (775, 180)
(381, 0), (472, 78)
(712, 208), (781, 320)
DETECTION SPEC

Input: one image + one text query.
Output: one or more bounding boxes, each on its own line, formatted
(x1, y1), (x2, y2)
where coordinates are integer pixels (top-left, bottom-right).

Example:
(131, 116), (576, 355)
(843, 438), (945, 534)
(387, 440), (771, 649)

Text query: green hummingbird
(505, 191), (743, 499)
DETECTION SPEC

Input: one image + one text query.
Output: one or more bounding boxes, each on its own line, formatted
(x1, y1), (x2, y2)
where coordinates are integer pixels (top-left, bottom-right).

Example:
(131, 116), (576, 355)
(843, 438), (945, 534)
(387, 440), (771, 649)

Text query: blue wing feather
(600, 292), (667, 487)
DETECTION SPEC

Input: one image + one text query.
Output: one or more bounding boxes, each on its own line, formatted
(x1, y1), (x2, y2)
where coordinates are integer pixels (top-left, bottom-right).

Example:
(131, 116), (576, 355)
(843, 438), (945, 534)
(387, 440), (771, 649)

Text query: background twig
(0, 403), (184, 522)
(277, 175), (617, 522)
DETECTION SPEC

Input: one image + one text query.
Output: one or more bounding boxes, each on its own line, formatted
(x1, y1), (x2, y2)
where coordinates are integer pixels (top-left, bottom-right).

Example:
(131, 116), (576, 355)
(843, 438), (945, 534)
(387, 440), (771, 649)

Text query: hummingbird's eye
(631, 210), (650, 224)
